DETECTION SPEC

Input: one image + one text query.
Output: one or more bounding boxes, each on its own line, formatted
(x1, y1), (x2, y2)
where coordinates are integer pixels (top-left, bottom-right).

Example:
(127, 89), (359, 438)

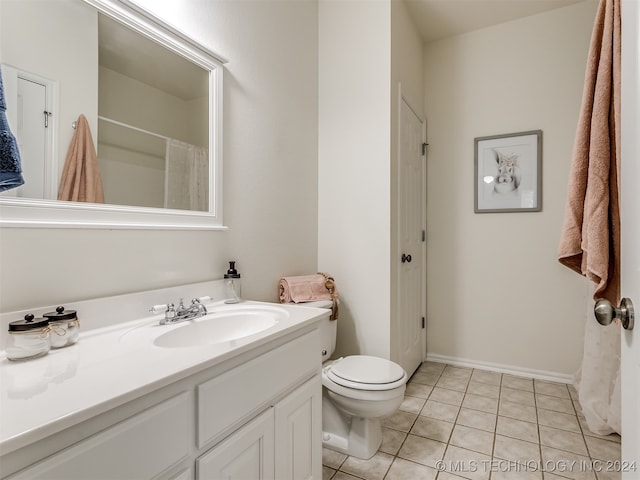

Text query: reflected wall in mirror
(0, 0), (224, 229)
(97, 13), (209, 211)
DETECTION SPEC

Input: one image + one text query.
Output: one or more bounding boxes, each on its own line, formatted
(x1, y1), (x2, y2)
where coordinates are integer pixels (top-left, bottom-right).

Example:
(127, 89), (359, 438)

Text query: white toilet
(305, 300), (408, 459)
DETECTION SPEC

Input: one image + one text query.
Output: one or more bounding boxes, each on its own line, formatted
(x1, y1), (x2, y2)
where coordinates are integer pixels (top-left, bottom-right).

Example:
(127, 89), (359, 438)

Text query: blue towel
(0, 66), (25, 192)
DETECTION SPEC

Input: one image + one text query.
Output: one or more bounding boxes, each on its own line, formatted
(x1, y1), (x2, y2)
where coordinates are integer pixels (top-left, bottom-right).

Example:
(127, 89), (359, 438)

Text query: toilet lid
(327, 355), (407, 391)
(300, 300), (334, 309)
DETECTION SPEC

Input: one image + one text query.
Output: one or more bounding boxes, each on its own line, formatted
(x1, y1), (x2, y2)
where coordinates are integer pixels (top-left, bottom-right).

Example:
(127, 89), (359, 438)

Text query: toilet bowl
(297, 300), (408, 459)
(321, 355), (407, 459)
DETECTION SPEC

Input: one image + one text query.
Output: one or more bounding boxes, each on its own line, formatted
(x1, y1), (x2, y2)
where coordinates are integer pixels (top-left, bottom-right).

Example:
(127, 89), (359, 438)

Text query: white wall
(0, 0), (318, 313)
(98, 66), (194, 145)
(318, 0), (392, 358)
(424, 1), (598, 376)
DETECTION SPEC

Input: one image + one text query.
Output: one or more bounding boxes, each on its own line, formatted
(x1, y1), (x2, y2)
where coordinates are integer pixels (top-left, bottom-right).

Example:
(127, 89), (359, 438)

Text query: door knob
(401, 253), (412, 263)
(594, 298), (634, 330)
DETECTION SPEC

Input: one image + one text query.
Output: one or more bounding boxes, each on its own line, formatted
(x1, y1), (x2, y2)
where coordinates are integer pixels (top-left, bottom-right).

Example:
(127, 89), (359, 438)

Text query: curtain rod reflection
(72, 116), (171, 141)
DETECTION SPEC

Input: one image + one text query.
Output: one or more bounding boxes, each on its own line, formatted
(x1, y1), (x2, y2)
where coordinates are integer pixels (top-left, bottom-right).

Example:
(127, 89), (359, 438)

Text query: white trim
(620, 0), (640, 471)
(0, 197), (229, 230)
(84, 0), (227, 66)
(425, 353), (575, 385)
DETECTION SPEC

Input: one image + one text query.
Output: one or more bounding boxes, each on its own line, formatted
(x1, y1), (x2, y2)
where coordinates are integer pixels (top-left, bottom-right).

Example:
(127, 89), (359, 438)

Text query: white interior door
(397, 92), (426, 377)
(620, 0), (639, 475)
(16, 77), (47, 199)
(0, 65), (55, 200)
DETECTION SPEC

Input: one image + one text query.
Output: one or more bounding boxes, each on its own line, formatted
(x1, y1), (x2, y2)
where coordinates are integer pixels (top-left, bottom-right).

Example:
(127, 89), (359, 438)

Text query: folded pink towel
(279, 273), (339, 319)
(278, 274), (333, 303)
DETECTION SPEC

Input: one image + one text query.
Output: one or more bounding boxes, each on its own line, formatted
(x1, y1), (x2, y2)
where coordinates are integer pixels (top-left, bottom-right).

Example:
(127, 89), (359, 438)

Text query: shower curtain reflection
(165, 139), (208, 212)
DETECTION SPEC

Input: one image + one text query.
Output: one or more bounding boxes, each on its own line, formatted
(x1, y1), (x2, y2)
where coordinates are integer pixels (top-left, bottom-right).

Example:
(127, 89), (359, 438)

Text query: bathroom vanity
(0, 283), (327, 479)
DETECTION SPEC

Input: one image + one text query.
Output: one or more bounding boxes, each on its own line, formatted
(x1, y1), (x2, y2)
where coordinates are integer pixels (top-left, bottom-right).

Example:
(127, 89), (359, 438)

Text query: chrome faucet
(152, 298), (209, 325)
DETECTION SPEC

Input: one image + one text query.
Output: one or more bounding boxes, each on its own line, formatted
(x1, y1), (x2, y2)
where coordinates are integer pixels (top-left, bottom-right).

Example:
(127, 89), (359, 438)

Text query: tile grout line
(532, 377), (545, 480)
(431, 364), (456, 480)
(569, 382), (599, 470)
(487, 371), (503, 480)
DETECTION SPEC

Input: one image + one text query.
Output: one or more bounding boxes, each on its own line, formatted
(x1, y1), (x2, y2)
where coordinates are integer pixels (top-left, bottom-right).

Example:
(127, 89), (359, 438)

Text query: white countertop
(0, 300), (327, 456)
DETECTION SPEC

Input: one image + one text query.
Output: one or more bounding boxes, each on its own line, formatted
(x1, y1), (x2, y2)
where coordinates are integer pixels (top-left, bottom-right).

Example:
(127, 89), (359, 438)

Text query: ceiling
(403, 0), (586, 43)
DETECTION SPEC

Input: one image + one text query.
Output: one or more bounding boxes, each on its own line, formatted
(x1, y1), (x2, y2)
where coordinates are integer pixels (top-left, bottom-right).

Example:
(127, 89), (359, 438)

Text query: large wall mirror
(0, 0), (225, 229)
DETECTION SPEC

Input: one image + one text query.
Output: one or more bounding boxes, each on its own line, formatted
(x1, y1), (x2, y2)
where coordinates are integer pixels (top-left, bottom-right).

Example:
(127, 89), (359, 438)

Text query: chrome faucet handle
(191, 298), (208, 315)
(157, 303), (177, 325)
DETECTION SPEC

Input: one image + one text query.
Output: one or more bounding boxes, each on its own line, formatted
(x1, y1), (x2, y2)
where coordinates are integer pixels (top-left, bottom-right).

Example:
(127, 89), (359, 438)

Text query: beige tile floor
(322, 362), (623, 480)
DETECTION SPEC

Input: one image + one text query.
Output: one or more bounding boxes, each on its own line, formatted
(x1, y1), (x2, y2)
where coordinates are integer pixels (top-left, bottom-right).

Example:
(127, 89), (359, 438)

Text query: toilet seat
(326, 355), (407, 391)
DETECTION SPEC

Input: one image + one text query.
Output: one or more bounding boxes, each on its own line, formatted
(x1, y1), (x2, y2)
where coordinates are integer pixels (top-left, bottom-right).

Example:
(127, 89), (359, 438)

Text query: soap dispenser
(224, 261), (241, 304)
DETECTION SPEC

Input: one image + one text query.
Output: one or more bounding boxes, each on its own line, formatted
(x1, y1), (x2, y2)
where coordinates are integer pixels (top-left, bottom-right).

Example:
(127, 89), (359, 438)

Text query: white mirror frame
(0, 0), (226, 230)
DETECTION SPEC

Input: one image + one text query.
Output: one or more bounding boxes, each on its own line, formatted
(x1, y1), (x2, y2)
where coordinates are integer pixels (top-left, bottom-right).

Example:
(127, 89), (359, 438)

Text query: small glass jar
(44, 306), (79, 348)
(6, 314), (51, 361)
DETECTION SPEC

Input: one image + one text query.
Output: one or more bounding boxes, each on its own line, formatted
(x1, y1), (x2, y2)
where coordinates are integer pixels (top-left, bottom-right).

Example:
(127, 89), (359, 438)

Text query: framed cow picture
(474, 130), (542, 213)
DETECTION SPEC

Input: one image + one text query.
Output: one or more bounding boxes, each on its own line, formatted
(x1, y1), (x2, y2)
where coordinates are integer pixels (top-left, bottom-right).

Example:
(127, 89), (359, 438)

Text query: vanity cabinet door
(197, 408), (275, 480)
(7, 393), (190, 480)
(275, 376), (322, 480)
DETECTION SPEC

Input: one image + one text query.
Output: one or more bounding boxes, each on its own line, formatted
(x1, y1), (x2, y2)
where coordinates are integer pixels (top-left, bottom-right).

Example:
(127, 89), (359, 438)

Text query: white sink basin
(155, 309), (280, 348)
(120, 304), (288, 348)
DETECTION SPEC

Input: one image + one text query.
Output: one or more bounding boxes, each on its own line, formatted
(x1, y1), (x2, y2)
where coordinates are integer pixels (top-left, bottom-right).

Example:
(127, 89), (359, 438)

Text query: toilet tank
(289, 300), (338, 362)
(296, 300), (336, 361)
(319, 316), (337, 362)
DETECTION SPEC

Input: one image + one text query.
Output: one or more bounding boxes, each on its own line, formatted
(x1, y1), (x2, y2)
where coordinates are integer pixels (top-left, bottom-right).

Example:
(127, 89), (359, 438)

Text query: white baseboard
(425, 353), (576, 385)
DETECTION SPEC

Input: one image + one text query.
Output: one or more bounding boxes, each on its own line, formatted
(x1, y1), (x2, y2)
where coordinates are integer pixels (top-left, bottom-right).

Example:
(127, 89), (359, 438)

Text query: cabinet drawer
(197, 330), (319, 448)
(9, 392), (190, 480)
